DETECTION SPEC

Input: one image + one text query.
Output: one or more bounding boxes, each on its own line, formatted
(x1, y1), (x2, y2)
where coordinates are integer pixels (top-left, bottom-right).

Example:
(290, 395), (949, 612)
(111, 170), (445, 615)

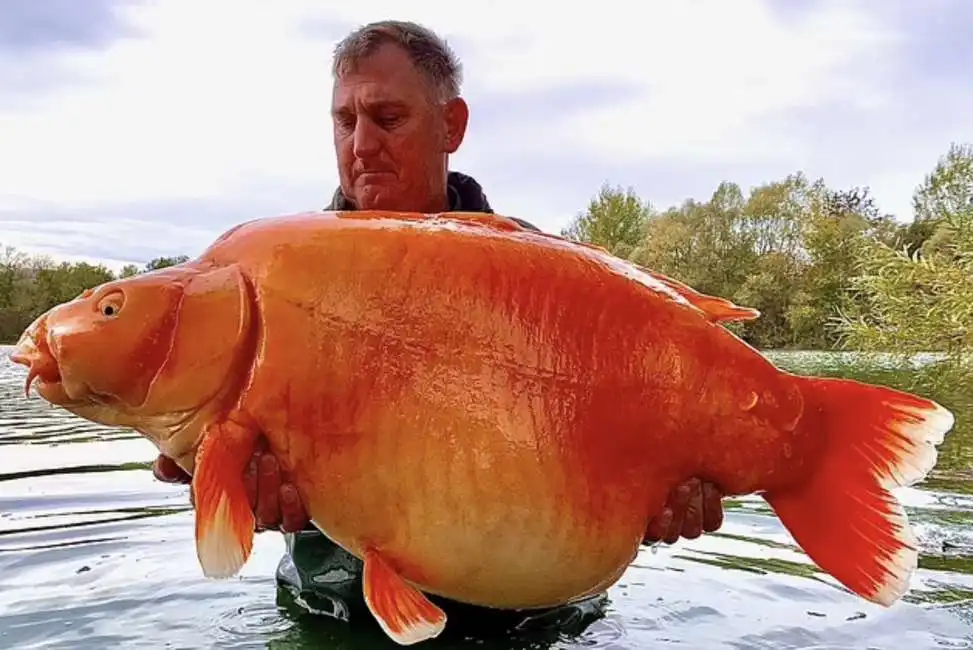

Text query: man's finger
(701, 481), (724, 533)
(662, 479), (695, 544)
(279, 484), (309, 533)
(663, 516), (683, 544)
(643, 507), (673, 544)
(243, 455), (260, 511)
(681, 482), (704, 539)
(255, 453), (281, 531)
(669, 480), (693, 511)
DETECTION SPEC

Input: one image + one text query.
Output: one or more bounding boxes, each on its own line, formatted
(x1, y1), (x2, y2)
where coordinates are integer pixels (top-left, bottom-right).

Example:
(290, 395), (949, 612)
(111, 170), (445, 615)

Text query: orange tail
(764, 376), (954, 606)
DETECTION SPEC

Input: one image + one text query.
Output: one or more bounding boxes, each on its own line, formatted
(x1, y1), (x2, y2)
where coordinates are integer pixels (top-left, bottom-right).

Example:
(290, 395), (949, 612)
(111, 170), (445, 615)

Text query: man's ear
(442, 96), (469, 154)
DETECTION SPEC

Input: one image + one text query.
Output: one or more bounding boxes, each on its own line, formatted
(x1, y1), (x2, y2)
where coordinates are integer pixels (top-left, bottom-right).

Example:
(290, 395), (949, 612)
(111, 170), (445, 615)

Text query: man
(153, 19), (725, 636)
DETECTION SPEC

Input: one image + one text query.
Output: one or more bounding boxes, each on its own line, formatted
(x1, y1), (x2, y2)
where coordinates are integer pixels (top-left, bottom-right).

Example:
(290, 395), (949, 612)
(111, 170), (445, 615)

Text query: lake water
(1, 345), (971, 649)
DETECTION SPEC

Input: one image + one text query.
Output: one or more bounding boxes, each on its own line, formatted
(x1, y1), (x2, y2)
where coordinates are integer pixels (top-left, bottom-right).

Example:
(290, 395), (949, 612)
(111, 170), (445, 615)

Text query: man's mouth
(357, 170), (394, 180)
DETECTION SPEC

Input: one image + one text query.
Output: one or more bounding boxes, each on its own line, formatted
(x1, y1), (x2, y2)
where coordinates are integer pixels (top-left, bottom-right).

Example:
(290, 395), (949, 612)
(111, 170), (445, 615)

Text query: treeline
(563, 142), (972, 357)
(0, 254), (187, 343)
(2, 142), (971, 356)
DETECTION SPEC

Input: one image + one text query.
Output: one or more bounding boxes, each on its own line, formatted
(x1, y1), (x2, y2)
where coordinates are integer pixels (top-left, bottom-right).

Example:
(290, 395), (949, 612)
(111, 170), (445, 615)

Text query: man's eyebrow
(332, 99), (409, 115)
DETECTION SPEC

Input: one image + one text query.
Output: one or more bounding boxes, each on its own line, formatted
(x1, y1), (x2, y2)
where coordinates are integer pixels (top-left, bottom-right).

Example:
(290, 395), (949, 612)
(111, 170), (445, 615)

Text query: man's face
(331, 43), (468, 212)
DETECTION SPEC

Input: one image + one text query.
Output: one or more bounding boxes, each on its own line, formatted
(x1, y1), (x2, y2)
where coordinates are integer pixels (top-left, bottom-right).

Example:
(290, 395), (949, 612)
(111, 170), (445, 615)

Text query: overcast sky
(1, 0), (970, 270)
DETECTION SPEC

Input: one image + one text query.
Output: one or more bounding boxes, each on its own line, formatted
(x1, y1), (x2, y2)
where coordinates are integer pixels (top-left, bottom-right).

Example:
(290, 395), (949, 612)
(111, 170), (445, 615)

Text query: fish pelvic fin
(764, 376), (954, 607)
(362, 548), (447, 645)
(192, 414), (260, 579)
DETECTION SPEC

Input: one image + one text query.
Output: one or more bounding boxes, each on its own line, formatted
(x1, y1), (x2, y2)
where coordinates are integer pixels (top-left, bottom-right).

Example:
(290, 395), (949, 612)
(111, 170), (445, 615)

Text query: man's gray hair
(332, 20), (463, 101)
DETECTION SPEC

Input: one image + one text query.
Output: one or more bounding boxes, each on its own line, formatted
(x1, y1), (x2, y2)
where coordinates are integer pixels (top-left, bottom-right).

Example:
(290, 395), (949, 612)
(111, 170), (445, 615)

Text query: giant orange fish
(10, 210), (954, 645)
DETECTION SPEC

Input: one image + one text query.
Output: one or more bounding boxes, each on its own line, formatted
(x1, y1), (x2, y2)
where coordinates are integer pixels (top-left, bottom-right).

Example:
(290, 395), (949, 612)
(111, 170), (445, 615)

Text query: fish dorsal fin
(333, 210), (758, 323)
(544, 237), (761, 324)
(636, 267), (761, 323)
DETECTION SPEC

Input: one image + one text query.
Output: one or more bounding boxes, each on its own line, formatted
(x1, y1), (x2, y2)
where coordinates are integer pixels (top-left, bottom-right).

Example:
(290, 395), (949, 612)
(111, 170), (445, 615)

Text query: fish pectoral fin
(362, 548), (447, 646)
(192, 415), (260, 579)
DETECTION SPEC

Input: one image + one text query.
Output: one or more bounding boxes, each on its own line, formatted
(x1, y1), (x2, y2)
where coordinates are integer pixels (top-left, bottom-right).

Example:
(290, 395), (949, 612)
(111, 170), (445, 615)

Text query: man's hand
(643, 478), (724, 545)
(151, 436), (310, 534)
(242, 437), (310, 533)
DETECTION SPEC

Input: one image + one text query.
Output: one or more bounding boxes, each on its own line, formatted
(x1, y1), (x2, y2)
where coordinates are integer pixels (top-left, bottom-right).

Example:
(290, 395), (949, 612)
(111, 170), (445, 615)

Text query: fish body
(11, 210), (955, 645)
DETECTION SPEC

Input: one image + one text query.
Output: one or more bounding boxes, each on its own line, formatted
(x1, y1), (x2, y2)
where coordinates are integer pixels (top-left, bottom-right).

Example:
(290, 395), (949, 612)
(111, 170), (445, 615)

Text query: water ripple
(211, 602), (299, 645)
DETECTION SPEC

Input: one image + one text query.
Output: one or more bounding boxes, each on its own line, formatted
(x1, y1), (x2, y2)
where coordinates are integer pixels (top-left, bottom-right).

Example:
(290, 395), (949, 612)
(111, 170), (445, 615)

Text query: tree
(145, 255), (190, 271)
(835, 142), (973, 359)
(913, 143), (973, 226)
(788, 185), (896, 349)
(631, 178), (810, 347)
(631, 183), (755, 301)
(561, 184), (652, 258)
(32, 262), (116, 313)
(0, 246), (190, 343)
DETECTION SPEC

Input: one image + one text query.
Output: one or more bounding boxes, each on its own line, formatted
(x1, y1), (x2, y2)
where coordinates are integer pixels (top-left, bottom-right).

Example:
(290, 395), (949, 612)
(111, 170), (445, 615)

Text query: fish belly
(289, 410), (651, 609)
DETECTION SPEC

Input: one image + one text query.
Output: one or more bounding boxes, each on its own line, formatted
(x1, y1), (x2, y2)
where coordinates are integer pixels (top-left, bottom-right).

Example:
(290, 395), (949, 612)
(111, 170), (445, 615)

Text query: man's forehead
(331, 81), (413, 110)
(330, 44), (433, 107)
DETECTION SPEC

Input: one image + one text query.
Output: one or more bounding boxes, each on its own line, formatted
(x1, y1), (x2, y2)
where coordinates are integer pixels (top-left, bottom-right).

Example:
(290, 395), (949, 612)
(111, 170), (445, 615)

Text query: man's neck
(422, 191), (450, 213)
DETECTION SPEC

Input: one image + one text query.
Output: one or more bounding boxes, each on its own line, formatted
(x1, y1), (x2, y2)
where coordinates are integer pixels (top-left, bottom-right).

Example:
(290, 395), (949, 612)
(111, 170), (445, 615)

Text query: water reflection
(0, 346), (970, 649)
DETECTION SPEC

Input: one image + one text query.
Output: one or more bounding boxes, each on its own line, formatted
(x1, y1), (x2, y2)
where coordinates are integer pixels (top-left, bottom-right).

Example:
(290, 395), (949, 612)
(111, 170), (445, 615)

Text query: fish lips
(10, 328), (85, 407)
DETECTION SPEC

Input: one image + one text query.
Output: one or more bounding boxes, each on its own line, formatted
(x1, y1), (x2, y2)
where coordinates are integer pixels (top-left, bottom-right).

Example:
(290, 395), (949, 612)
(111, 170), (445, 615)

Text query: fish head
(10, 262), (254, 460)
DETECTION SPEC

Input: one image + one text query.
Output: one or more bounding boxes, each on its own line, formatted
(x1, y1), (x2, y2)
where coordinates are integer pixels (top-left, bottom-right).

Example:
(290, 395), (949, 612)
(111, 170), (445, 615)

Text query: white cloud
(0, 1), (335, 207)
(0, 0), (969, 269)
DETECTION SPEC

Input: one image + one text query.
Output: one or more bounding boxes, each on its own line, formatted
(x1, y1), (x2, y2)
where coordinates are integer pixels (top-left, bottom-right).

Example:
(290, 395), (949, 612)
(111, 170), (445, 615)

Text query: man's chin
(354, 184), (412, 212)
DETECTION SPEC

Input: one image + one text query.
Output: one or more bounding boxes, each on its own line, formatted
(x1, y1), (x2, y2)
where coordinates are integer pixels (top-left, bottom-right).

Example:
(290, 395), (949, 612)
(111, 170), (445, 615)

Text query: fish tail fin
(763, 376), (954, 606)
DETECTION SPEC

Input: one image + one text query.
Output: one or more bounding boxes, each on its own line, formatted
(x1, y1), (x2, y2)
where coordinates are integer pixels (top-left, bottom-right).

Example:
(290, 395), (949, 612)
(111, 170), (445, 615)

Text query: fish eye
(95, 292), (124, 318)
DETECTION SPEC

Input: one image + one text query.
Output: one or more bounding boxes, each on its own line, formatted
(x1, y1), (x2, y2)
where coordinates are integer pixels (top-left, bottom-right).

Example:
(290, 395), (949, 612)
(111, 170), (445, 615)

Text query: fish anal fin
(192, 414), (260, 579)
(362, 548), (447, 645)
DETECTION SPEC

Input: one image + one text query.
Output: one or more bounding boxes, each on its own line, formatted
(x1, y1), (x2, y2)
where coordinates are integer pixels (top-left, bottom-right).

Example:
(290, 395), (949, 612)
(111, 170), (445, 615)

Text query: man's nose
(352, 119), (382, 158)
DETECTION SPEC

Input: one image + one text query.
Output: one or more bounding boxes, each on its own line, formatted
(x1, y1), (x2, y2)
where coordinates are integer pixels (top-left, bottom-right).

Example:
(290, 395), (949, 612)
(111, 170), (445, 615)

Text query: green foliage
(561, 183), (652, 258)
(0, 250), (190, 343)
(833, 144), (973, 362)
(569, 141), (973, 361)
(145, 255), (190, 271)
(913, 143), (973, 226)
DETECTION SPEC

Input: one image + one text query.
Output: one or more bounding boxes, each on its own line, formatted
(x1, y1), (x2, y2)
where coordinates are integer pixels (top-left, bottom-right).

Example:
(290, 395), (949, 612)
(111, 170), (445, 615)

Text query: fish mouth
(10, 326), (68, 403)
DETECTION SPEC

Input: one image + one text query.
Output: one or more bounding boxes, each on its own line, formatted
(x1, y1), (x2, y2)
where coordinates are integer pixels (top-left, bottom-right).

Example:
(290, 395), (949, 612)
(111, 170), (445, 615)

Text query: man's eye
(377, 115), (403, 128)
